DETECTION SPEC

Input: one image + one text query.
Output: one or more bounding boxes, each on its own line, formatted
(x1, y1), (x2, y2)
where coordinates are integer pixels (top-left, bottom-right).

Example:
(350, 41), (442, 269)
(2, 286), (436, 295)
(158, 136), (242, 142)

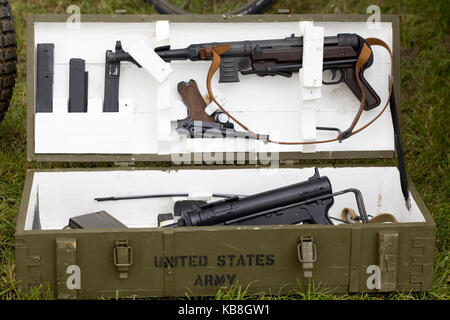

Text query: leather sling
(205, 38), (394, 145)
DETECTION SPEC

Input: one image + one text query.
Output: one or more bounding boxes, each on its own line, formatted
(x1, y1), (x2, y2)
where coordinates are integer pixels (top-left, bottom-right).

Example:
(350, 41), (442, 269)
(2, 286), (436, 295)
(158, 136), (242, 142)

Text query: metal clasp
(113, 240), (133, 279)
(297, 235), (317, 278)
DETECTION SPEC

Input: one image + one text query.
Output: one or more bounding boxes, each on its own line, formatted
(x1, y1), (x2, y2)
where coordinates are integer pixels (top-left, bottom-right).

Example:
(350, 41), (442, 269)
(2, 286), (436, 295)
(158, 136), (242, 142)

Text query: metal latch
(297, 235), (317, 278)
(113, 240), (133, 279)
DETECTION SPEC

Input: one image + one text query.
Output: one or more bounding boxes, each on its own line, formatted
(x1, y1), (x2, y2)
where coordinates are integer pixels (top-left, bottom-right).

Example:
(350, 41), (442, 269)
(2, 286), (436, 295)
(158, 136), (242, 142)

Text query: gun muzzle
(155, 45), (203, 61)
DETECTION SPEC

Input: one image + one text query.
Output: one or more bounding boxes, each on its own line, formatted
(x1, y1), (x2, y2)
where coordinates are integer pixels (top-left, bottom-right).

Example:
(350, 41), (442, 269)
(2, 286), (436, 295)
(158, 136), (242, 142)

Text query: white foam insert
(125, 40), (172, 83)
(24, 167), (424, 231)
(155, 20), (170, 47)
(33, 21), (394, 155)
(301, 24), (324, 89)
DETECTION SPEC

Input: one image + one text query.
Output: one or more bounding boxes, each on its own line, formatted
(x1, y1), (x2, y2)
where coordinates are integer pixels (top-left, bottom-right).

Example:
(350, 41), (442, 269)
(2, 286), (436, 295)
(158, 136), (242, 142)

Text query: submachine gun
(161, 168), (369, 228)
(155, 33), (380, 110)
(105, 34), (380, 109)
(69, 169), (376, 229)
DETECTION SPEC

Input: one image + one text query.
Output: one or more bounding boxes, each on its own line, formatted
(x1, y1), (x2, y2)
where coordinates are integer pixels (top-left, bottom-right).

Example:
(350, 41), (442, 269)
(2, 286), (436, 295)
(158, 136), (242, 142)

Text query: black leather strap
(390, 87), (411, 209)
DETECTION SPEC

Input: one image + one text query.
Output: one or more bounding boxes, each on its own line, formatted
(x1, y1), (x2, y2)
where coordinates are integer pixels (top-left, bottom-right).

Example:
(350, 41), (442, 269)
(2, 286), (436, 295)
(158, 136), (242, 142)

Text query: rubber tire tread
(148, 0), (274, 15)
(0, 0), (17, 124)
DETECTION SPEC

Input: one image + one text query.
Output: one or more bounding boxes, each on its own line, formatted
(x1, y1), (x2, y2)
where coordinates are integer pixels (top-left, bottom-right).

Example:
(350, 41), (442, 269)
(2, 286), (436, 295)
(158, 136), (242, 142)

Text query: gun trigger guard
(331, 69), (338, 80)
(322, 68), (344, 85)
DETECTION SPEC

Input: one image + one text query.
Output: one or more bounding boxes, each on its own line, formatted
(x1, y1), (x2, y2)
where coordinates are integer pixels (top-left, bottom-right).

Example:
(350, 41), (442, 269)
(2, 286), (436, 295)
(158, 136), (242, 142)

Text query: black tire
(0, 0), (16, 125)
(148, 0), (274, 15)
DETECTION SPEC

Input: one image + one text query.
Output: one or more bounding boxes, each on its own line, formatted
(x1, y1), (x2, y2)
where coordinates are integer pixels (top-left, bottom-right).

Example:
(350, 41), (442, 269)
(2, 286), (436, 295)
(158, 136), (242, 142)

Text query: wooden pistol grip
(177, 79), (215, 122)
(342, 67), (381, 111)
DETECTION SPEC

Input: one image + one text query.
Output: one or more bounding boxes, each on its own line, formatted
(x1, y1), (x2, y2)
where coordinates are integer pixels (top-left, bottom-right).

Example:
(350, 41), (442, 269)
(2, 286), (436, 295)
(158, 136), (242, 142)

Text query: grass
(0, 0), (448, 300)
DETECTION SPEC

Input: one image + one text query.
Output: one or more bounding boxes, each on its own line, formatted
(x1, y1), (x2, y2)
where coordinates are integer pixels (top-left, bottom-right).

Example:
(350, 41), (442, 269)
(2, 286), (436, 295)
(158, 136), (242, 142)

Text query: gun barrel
(157, 47), (199, 61)
(176, 170), (333, 227)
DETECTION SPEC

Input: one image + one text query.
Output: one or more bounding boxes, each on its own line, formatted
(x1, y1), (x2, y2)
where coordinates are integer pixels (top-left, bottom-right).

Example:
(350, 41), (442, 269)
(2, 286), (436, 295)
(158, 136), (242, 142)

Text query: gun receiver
(156, 33), (381, 110)
(162, 168), (369, 228)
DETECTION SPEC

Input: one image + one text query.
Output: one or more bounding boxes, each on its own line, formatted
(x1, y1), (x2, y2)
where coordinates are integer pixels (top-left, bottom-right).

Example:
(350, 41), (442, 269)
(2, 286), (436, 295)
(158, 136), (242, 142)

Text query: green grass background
(0, 0), (448, 299)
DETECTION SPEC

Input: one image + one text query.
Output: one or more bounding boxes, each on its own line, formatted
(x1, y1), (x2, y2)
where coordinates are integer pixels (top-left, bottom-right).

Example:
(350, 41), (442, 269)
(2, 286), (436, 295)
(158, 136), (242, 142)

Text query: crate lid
(27, 14), (401, 163)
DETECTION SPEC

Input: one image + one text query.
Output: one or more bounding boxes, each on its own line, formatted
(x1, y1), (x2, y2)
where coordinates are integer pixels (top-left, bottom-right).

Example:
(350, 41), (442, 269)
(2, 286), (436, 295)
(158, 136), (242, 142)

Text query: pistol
(176, 79), (269, 141)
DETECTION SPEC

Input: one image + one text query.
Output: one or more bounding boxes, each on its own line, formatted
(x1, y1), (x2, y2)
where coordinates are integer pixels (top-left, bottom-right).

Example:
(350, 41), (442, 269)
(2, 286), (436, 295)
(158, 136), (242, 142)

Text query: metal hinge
(114, 161), (135, 167)
(277, 9), (291, 14)
(281, 160), (299, 166)
(113, 240), (133, 279)
(378, 231), (399, 291)
(297, 235), (317, 278)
